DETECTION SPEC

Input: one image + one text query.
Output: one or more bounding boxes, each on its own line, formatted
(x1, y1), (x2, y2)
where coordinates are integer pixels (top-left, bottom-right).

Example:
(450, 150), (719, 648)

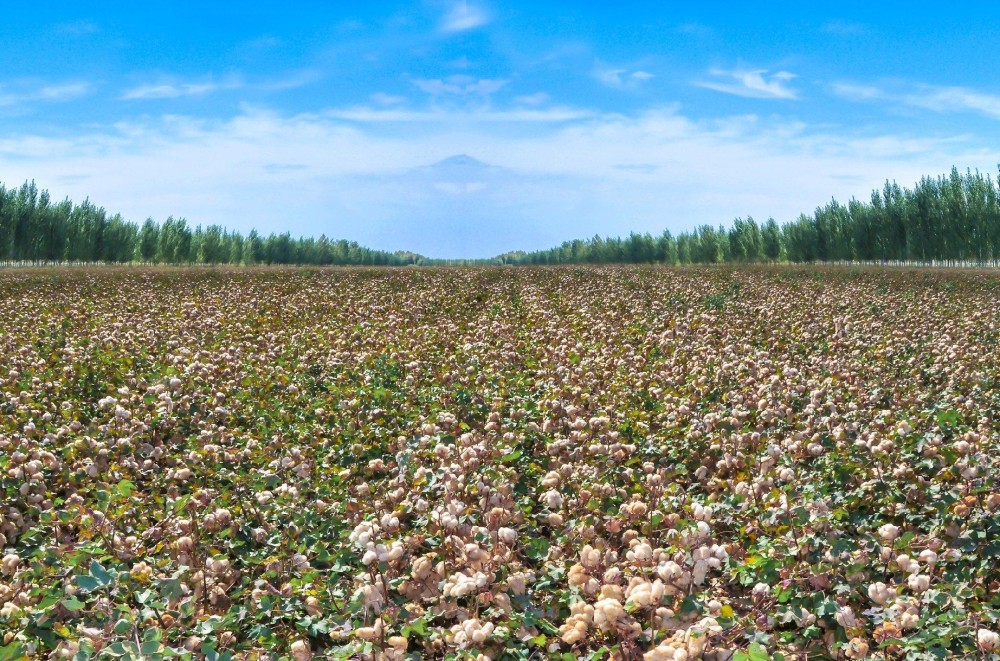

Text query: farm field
(1, 266), (1000, 660)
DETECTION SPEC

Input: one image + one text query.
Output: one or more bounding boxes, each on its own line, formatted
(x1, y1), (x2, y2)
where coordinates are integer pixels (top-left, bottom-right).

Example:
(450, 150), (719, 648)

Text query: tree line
(0, 181), (421, 266)
(3, 167), (1000, 266)
(501, 167), (1000, 266)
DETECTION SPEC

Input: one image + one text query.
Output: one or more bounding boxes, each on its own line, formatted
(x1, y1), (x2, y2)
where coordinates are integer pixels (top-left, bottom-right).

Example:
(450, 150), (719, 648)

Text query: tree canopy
(3, 167), (1000, 266)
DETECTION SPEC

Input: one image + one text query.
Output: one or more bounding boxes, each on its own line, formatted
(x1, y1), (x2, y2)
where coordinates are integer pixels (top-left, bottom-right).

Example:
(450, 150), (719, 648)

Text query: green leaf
(501, 449), (522, 463)
(62, 597), (85, 612)
(117, 479), (136, 498)
(89, 560), (113, 587)
(75, 575), (101, 593)
(0, 642), (25, 661)
(747, 643), (771, 661)
(139, 641), (162, 655)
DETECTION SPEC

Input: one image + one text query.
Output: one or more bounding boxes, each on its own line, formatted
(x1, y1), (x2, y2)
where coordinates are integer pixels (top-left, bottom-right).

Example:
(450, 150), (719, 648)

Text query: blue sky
(3, 2), (1000, 258)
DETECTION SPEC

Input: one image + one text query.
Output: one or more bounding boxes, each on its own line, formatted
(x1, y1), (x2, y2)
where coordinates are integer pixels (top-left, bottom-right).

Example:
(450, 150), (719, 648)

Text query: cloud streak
(832, 80), (1000, 120)
(122, 79), (242, 100)
(440, 2), (490, 33)
(0, 80), (92, 107)
(410, 75), (508, 96)
(696, 69), (798, 99)
(595, 66), (655, 89)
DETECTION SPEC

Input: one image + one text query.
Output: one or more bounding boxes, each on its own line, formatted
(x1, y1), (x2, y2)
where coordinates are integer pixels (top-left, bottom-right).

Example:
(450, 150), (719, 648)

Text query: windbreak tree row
(0, 181), (421, 266)
(502, 167), (1000, 266)
(4, 166), (1000, 266)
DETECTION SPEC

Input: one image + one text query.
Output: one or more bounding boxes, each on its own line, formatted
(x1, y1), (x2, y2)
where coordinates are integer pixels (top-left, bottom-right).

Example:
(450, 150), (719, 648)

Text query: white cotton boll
(628, 542), (653, 565)
(580, 545), (602, 570)
(289, 639), (311, 661)
(361, 550), (378, 566)
(1, 554), (19, 576)
(835, 606), (857, 629)
(692, 560), (708, 585)
(907, 573), (930, 592)
(977, 629), (1000, 652)
(386, 543), (404, 563)
(542, 490), (563, 509)
(895, 554), (919, 574)
(868, 581), (891, 605)
(498, 527), (517, 546)
(541, 471), (561, 488)
(918, 549), (938, 565)
(593, 598), (625, 632)
(752, 582), (771, 597)
(899, 608), (920, 629)
(878, 524), (900, 542)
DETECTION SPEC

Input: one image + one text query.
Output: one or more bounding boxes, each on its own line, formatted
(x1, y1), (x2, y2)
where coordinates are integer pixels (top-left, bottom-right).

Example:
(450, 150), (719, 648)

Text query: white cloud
(830, 82), (885, 101)
(441, 2), (490, 33)
(833, 80), (1000, 120)
(595, 65), (655, 89)
(122, 78), (241, 100)
(370, 92), (407, 106)
(514, 92), (550, 106)
(411, 75), (508, 96)
(696, 69), (798, 99)
(325, 106), (593, 123)
(907, 85), (1000, 120)
(0, 80), (92, 107)
(1, 104), (994, 258)
(37, 82), (92, 100)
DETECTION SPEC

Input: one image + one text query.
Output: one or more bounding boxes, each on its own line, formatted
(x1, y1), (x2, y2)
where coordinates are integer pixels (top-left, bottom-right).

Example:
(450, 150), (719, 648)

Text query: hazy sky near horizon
(3, 2), (1000, 258)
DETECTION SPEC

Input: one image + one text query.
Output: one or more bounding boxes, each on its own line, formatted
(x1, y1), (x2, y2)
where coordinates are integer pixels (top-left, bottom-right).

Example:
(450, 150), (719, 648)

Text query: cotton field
(1, 266), (999, 660)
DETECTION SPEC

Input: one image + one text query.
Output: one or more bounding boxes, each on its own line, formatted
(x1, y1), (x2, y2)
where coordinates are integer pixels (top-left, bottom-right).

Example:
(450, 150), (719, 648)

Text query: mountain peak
(431, 154), (490, 169)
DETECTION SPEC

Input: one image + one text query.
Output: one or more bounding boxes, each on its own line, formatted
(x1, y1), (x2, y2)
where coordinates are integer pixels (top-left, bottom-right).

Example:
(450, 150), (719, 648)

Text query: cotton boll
(977, 629), (1000, 652)
(844, 637), (870, 659)
(289, 640), (311, 661)
(878, 524), (900, 542)
(895, 554), (919, 574)
(497, 527), (517, 546)
(918, 549), (938, 565)
(868, 582), (891, 605)
(542, 490), (563, 509)
(0, 554), (18, 576)
(907, 573), (930, 593)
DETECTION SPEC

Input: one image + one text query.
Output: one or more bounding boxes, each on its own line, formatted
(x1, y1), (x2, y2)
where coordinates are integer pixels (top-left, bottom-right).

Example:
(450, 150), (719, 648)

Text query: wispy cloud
(907, 85), (1000, 120)
(830, 82), (885, 101)
(514, 92), (550, 106)
(326, 106), (592, 123)
(0, 80), (92, 107)
(595, 65), (655, 90)
(370, 92), (407, 106)
(833, 80), (1000, 120)
(441, 1), (490, 33)
(411, 75), (507, 96)
(696, 68), (798, 99)
(122, 78), (241, 100)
